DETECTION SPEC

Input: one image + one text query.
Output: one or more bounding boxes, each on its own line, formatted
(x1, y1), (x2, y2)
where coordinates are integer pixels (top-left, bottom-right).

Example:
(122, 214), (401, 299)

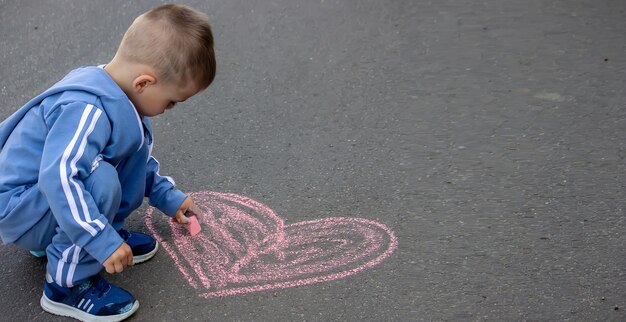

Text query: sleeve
(144, 155), (187, 217)
(38, 102), (123, 264)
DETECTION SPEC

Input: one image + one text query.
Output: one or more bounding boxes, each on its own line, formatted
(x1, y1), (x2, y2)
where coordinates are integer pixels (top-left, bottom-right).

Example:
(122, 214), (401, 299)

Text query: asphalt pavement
(1, 0), (625, 321)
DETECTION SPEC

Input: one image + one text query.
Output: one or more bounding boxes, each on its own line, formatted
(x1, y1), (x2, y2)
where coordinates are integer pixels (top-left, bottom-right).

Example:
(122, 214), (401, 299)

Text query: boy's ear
(132, 74), (156, 94)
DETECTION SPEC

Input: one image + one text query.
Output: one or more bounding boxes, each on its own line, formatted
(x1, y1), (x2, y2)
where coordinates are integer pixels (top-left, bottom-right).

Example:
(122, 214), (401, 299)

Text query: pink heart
(144, 191), (397, 298)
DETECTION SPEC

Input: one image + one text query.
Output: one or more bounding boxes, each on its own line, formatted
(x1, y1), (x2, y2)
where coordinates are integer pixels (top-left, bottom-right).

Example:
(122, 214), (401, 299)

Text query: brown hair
(118, 4), (216, 88)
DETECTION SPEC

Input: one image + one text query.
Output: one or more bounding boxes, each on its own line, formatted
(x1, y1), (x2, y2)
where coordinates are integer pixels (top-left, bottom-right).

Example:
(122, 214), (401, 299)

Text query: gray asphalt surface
(1, 0), (626, 321)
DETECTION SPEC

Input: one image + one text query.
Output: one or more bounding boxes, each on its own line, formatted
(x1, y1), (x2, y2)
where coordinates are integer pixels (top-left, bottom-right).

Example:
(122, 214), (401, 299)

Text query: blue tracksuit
(0, 66), (187, 287)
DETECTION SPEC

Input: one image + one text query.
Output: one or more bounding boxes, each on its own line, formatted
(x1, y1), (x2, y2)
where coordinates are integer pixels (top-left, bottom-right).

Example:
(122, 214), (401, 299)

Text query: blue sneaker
(40, 274), (139, 321)
(118, 229), (158, 264)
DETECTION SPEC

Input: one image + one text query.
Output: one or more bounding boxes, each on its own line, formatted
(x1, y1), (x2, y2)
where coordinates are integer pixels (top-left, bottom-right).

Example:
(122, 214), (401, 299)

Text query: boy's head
(107, 4), (216, 116)
(119, 4), (216, 88)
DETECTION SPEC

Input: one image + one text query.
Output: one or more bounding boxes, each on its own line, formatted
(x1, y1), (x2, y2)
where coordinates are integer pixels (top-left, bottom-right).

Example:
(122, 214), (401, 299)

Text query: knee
(84, 160), (121, 215)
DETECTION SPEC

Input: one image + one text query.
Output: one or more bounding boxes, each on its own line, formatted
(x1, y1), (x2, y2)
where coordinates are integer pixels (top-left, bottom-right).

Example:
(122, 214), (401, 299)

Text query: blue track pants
(14, 161), (124, 287)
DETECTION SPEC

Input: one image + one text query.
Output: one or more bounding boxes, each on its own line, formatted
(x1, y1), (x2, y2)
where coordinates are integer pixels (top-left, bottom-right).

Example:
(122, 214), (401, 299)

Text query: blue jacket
(0, 66), (187, 263)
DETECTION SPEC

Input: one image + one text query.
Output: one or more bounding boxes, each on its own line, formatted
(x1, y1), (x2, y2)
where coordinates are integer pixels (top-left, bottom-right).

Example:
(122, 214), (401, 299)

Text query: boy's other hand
(173, 196), (199, 225)
(103, 242), (134, 274)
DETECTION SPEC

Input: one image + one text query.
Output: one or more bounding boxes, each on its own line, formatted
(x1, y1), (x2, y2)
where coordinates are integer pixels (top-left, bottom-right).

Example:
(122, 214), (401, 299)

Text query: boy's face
(132, 78), (202, 117)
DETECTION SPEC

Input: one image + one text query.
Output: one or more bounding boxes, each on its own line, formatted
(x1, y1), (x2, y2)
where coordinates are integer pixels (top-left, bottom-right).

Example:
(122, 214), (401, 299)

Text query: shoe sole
(30, 250), (47, 258)
(133, 241), (159, 264)
(41, 292), (139, 322)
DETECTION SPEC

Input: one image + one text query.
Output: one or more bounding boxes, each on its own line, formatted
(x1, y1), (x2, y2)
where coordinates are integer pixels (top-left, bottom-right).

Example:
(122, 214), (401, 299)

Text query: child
(0, 4), (216, 321)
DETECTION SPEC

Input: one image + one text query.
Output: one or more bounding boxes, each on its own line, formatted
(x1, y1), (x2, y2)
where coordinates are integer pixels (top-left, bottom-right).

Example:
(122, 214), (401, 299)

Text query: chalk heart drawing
(144, 191), (397, 298)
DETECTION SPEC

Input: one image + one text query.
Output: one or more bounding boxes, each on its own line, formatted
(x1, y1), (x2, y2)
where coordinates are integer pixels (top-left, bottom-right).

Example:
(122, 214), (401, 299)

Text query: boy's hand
(103, 242), (133, 274)
(172, 196), (198, 225)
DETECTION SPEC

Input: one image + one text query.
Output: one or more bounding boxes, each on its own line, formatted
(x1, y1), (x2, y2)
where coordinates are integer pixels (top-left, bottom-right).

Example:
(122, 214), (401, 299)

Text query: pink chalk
(187, 215), (201, 236)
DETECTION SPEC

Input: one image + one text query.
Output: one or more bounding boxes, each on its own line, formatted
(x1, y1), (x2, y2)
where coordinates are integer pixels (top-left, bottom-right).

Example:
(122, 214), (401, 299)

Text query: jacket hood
(0, 66), (144, 154)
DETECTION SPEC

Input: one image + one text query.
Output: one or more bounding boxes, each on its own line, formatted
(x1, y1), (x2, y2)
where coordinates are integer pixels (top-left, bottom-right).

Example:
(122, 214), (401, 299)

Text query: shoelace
(118, 229), (130, 241)
(89, 275), (110, 299)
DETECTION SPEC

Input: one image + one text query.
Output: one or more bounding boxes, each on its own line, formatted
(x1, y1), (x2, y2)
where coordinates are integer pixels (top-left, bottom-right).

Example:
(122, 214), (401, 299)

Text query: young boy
(0, 4), (215, 321)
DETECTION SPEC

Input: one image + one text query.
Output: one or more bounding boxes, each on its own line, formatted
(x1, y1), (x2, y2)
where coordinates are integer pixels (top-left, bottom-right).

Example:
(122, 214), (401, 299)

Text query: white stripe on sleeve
(59, 104), (98, 236)
(70, 108), (105, 230)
